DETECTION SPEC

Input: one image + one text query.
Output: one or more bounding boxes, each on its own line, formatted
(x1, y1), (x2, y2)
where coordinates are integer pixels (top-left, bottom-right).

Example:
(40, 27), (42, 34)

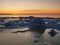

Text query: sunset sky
(0, 0), (60, 15)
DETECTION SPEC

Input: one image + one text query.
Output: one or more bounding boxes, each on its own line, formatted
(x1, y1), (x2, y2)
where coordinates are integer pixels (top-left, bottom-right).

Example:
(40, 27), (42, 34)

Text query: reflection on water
(0, 28), (60, 45)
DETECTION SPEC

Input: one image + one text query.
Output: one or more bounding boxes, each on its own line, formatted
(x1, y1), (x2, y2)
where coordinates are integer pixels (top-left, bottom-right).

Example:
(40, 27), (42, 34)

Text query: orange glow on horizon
(0, 9), (60, 15)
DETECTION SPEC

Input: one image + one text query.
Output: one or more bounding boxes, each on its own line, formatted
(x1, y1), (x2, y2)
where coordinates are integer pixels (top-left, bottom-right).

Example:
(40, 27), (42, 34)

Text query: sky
(0, 0), (60, 14)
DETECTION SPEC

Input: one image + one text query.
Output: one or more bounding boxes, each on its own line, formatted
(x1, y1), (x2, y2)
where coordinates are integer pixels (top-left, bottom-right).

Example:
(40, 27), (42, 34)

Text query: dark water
(0, 28), (60, 45)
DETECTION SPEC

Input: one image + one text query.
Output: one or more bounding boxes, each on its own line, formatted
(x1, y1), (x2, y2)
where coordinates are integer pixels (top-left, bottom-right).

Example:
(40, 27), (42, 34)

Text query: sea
(0, 15), (60, 18)
(0, 15), (60, 45)
(0, 28), (60, 45)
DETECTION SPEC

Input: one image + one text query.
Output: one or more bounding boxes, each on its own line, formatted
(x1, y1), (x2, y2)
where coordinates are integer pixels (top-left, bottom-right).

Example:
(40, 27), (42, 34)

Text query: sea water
(0, 28), (60, 45)
(0, 15), (60, 45)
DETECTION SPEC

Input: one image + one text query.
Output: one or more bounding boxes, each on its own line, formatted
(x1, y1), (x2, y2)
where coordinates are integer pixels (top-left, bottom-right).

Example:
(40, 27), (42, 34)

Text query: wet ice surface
(0, 28), (60, 45)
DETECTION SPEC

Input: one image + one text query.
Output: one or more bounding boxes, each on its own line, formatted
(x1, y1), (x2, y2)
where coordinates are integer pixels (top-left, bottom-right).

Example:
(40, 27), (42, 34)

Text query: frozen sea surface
(0, 28), (60, 45)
